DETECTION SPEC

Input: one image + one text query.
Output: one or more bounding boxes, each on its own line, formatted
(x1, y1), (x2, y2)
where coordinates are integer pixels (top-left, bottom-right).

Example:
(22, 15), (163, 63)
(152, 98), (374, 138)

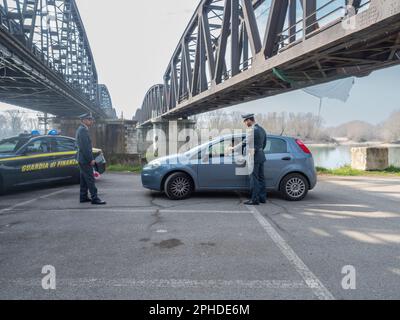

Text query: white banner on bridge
(303, 77), (355, 102)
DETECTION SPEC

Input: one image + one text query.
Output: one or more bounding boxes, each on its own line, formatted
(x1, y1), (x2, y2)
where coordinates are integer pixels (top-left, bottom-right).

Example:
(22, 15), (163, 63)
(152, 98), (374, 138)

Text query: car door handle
(282, 157), (292, 161)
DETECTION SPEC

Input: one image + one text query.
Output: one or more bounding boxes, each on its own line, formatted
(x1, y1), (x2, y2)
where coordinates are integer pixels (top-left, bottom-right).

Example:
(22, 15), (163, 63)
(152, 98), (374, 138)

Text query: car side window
(56, 138), (77, 152)
(23, 139), (51, 155)
(210, 138), (233, 158)
(265, 138), (288, 154)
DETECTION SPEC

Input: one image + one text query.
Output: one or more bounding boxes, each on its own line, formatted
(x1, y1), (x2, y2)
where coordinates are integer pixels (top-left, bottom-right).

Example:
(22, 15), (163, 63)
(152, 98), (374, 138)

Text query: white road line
(246, 205), (335, 300)
(162, 209), (250, 214)
(30, 208), (251, 214)
(0, 278), (308, 289)
(0, 189), (66, 215)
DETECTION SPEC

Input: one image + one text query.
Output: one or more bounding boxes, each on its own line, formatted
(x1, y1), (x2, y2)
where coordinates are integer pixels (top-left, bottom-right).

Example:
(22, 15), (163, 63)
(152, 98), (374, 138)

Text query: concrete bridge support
(52, 118), (143, 166)
(53, 117), (197, 166)
(351, 147), (390, 171)
(137, 119), (197, 161)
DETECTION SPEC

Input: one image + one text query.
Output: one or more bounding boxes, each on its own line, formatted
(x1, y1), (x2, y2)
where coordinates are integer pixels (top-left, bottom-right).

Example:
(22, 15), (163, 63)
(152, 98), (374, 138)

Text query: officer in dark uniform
(241, 114), (267, 206)
(76, 113), (106, 205)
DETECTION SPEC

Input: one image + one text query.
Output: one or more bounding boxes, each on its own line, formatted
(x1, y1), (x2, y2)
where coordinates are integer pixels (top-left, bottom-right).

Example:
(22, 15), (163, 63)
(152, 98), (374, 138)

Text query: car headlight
(146, 160), (161, 169)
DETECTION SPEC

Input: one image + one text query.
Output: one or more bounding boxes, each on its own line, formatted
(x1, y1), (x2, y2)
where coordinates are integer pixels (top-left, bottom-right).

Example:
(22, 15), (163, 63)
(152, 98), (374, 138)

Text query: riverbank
(107, 164), (142, 173)
(307, 140), (400, 148)
(316, 166), (400, 177)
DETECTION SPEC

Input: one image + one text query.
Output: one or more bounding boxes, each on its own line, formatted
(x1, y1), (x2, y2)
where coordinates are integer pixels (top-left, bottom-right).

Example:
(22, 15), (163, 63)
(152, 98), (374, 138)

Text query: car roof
(220, 133), (293, 140)
(30, 135), (74, 140)
(2, 134), (74, 140)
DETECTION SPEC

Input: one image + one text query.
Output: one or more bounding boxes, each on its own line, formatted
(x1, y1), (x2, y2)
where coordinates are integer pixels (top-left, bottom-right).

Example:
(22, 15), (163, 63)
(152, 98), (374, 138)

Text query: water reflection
(309, 145), (400, 169)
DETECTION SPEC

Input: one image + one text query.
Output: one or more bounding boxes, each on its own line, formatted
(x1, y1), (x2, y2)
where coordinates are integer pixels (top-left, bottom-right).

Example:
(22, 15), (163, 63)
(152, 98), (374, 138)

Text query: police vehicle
(0, 131), (106, 193)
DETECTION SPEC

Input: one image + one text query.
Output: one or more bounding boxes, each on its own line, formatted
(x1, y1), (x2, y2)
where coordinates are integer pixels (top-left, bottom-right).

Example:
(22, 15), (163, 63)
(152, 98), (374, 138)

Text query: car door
(53, 137), (79, 179)
(197, 137), (247, 189)
(264, 137), (291, 188)
(14, 137), (55, 186)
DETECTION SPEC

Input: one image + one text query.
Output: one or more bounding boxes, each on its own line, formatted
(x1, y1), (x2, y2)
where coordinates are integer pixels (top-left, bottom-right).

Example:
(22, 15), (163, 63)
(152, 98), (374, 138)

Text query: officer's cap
(242, 113), (255, 121)
(79, 113), (94, 120)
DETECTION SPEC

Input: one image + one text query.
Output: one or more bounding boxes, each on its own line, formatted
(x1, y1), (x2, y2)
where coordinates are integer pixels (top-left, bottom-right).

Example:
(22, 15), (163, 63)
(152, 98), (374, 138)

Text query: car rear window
(265, 138), (288, 154)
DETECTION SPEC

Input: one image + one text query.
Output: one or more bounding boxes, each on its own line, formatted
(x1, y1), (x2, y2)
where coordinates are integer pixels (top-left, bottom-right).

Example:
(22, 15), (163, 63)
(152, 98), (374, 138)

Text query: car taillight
(296, 139), (311, 154)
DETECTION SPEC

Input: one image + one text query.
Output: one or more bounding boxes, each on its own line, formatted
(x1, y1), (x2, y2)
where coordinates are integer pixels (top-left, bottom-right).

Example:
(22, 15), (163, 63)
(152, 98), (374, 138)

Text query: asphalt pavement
(0, 173), (399, 300)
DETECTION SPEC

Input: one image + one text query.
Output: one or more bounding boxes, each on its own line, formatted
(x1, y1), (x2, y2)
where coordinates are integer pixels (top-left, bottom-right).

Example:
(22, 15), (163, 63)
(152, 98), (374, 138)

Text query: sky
(0, 0), (399, 127)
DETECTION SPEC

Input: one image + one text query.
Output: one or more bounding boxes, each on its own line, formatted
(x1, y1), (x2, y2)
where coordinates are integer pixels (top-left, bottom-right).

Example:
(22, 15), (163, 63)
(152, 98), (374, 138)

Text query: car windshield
(0, 137), (27, 154)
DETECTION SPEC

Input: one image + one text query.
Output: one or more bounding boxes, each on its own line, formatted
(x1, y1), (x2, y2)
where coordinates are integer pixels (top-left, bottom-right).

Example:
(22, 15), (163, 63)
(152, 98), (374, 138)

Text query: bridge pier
(137, 118), (197, 161)
(52, 117), (197, 166)
(52, 118), (143, 166)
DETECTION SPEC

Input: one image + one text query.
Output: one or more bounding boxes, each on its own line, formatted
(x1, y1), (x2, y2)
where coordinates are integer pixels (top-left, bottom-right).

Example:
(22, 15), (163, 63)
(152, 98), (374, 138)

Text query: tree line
(195, 110), (400, 143)
(0, 110), (39, 138)
(1, 108), (399, 144)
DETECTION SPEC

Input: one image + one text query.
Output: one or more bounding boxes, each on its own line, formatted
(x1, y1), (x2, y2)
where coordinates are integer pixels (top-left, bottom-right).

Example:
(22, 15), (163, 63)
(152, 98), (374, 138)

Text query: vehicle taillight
(296, 139), (311, 154)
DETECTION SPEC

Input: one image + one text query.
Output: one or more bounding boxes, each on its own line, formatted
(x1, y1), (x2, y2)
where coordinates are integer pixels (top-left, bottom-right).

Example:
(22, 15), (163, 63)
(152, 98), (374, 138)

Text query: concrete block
(351, 147), (389, 171)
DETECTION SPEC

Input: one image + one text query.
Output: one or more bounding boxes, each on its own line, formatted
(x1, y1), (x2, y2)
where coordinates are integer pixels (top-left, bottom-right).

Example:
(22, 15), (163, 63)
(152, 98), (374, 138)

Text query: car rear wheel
(280, 173), (309, 201)
(164, 172), (194, 200)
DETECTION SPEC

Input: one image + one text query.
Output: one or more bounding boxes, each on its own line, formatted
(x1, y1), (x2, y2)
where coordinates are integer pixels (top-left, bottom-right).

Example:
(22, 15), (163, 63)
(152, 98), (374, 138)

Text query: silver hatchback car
(142, 134), (317, 201)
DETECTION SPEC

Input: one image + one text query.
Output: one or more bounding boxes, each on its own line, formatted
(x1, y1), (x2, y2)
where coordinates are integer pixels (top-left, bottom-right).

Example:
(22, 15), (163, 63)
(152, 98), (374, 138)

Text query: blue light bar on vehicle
(31, 130), (41, 136)
(48, 129), (58, 136)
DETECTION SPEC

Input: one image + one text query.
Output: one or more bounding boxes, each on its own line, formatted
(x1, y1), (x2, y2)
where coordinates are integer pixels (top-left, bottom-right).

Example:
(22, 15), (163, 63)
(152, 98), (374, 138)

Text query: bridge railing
(136, 0), (377, 125)
(276, 0), (371, 52)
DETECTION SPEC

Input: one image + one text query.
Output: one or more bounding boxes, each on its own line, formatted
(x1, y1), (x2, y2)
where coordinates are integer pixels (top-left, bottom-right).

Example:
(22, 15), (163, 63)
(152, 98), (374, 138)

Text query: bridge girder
(135, 0), (400, 125)
(0, 0), (115, 119)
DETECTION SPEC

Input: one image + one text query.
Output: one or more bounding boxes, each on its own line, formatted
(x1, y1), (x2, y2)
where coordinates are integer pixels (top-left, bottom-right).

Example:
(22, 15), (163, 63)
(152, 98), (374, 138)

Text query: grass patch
(107, 164), (142, 173)
(317, 165), (400, 176)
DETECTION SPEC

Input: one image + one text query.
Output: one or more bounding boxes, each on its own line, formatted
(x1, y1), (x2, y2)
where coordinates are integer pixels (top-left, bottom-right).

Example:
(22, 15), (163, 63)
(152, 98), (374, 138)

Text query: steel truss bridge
(135, 0), (400, 125)
(0, 0), (116, 119)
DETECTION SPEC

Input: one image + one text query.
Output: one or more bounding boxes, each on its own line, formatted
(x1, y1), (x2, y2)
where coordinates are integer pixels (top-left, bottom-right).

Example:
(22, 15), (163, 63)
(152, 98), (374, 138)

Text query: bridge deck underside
(0, 0), (112, 119)
(162, 16), (400, 121)
(0, 57), (91, 117)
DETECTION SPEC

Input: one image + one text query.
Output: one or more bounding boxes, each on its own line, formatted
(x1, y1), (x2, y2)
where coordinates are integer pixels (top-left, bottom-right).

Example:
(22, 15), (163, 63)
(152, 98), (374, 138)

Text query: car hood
(0, 153), (16, 159)
(151, 154), (190, 165)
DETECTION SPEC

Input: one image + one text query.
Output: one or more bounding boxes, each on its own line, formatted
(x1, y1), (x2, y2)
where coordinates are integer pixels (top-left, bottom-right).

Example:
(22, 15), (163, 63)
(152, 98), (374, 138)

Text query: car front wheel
(164, 172), (194, 200)
(280, 173), (309, 201)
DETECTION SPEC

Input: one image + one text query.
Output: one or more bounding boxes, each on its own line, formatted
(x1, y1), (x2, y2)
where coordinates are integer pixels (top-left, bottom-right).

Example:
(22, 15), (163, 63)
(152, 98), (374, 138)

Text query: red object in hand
(93, 171), (101, 180)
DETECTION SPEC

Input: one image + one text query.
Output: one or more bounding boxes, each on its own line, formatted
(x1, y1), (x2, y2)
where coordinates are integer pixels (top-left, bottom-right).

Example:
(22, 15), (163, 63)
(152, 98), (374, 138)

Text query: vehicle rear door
(52, 137), (79, 179)
(264, 137), (292, 188)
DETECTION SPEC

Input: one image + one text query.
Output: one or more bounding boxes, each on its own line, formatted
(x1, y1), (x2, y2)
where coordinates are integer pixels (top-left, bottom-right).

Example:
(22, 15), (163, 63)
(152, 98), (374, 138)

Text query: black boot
(244, 200), (260, 206)
(92, 198), (106, 205)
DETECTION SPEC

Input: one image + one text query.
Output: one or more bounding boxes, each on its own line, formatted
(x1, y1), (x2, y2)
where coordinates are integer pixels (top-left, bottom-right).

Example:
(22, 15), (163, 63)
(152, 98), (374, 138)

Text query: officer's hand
(90, 160), (96, 167)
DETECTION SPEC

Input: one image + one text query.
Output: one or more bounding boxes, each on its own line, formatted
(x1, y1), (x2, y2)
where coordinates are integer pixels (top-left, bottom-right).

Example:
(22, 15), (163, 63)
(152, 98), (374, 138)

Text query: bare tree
(23, 116), (39, 132)
(0, 114), (8, 138)
(5, 110), (25, 135)
(381, 110), (400, 142)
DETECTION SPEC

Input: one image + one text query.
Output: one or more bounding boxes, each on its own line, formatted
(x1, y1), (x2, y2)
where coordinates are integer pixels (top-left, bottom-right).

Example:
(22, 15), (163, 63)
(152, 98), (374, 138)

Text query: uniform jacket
(75, 124), (94, 165)
(246, 124), (267, 163)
